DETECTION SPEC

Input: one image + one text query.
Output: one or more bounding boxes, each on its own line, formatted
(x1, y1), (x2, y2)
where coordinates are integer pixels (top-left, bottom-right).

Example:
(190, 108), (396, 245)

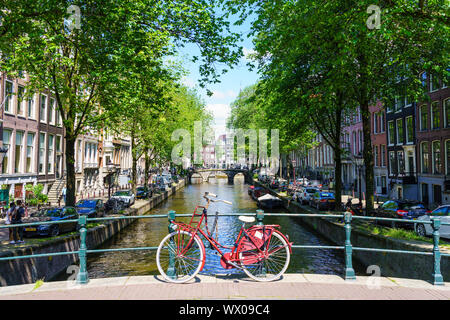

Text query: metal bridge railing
(0, 212), (448, 286)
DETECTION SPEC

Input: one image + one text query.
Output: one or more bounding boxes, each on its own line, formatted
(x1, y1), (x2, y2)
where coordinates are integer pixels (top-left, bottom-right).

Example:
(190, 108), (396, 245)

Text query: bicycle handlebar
(204, 192), (232, 205)
(205, 192), (217, 197)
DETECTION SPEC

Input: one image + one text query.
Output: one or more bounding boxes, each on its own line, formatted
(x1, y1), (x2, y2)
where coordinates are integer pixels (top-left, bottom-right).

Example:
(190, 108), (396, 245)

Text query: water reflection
(57, 177), (364, 280)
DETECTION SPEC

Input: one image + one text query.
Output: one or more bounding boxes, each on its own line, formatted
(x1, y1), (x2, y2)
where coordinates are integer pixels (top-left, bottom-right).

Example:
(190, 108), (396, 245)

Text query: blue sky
(177, 12), (259, 137)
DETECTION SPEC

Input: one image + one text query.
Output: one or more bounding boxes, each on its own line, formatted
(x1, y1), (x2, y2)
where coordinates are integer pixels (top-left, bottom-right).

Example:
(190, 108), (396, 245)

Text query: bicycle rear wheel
(156, 230), (204, 283)
(239, 230), (290, 282)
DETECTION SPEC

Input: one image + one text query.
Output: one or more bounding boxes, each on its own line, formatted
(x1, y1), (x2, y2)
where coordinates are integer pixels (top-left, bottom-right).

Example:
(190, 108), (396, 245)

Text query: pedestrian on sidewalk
(11, 200), (25, 244)
(5, 202), (15, 243)
(62, 187), (67, 205)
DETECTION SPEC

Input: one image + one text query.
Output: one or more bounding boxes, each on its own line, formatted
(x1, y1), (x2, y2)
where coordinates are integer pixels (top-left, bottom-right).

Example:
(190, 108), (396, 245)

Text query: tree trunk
(361, 101), (374, 214)
(131, 129), (137, 196)
(333, 109), (343, 210)
(144, 147), (150, 188)
(65, 136), (76, 207)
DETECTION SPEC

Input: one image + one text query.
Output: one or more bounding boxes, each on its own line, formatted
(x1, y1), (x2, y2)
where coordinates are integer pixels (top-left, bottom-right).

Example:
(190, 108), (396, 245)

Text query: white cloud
(211, 90), (237, 100)
(243, 47), (256, 61)
(181, 77), (196, 88)
(206, 103), (231, 136)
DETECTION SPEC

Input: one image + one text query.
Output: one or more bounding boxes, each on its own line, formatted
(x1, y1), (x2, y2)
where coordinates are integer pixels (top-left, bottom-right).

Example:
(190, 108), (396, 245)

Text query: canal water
(56, 177), (365, 280)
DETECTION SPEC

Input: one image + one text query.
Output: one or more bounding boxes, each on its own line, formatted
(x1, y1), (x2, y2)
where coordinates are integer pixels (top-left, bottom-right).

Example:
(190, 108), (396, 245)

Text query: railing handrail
(2, 213), (449, 228)
(0, 211), (447, 286)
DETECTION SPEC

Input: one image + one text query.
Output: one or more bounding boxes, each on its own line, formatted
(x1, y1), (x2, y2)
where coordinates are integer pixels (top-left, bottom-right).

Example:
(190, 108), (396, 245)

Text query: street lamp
(291, 160), (296, 185)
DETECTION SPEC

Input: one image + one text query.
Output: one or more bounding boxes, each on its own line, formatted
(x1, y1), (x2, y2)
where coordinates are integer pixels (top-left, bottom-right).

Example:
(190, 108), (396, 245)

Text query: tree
(0, 0), (243, 206)
(223, 0), (449, 213)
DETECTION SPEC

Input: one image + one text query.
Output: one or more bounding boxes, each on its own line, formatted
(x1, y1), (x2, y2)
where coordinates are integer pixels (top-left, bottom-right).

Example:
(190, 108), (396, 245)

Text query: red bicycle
(156, 192), (292, 283)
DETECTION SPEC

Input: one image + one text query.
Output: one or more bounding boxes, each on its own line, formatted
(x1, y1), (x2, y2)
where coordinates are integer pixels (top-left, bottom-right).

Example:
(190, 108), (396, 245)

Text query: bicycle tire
(156, 230), (204, 283)
(239, 230), (290, 282)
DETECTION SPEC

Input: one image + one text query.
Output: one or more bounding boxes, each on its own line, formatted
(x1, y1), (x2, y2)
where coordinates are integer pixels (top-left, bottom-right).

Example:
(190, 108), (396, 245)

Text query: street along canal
(54, 176), (365, 280)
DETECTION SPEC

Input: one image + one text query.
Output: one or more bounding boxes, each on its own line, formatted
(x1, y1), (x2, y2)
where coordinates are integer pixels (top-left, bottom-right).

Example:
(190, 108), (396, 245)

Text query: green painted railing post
(256, 209), (264, 225)
(344, 212), (356, 281)
(167, 210), (177, 279)
(431, 218), (444, 286)
(76, 215), (89, 284)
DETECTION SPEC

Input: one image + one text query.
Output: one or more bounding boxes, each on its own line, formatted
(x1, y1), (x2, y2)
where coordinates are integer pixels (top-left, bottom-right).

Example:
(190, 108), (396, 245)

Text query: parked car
(371, 200), (429, 229)
(104, 198), (126, 213)
(292, 188), (304, 202)
(296, 178), (309, 186)
(309, 192), (336, 211)
(297, 187), (320, 204)
(75, 199), (105, 218)
(136, 186), (152, 199)
(24, 207), (79, 237)
(111, 190), (135, 207)
(308, 180), (323, 189)
(414, 205), (450, 239)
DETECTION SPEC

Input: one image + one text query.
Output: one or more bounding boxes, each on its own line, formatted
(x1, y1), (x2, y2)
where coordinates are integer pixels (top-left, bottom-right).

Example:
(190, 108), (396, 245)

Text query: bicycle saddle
(239, 216), (255, 223)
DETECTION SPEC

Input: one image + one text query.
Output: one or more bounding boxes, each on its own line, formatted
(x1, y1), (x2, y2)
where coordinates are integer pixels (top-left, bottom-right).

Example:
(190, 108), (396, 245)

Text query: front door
(408, 153), (414, 175)
(422, 183), (429, 205)
(14, 184), (23, 199)
(433, 185), (442, 206)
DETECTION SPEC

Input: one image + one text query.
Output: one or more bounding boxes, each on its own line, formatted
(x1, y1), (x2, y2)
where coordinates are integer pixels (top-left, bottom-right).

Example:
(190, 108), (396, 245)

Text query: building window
(373, 114), (377, 134)
(396, 118), (403, 145)
(39, 133), (46, 174)
(397, 151), (405, 175)
(49, 98), (55, 125)
(352, 131), (357, 155)
(14, 131), (24, 173)
(374, 145), (379, 167)
(17, 86), (25, 116)
(380, 112), (385, 132)
(40, 95), (47, 123)
(432, 141), (441, 174)
(26, 133), (35, 173)
(381, 145), (386, 167)
(56, 107), (62, 127)
(358, 130), (363, 153)
(445, 99), (450, 128)
(2, 129), (12, 174)
(48, 134), (54, 173)
(27, 94), (35, 119)
(388, 121), (395, 145)
(4, 81), (13, 113)
(406, 116), (413, 144)
(420, 104), (428, 131)
(421, 142), (430, 174)
(430, 74), (440, 92)
(446, 140), (450, 175)
(389, 151), (396, 175)
(431, 102), (440, 129)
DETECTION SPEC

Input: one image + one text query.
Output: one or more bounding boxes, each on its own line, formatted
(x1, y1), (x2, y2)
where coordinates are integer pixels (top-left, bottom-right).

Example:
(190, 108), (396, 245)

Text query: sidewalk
(0, 274), (448, 300)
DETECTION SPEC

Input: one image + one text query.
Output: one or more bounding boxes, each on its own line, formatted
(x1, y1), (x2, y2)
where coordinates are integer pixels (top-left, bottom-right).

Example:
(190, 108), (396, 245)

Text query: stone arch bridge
(188, 168), (252, 184)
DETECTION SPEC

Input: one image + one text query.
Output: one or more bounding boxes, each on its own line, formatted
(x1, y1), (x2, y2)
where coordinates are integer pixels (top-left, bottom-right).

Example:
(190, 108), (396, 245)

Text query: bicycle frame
(172, 196), (291, 270)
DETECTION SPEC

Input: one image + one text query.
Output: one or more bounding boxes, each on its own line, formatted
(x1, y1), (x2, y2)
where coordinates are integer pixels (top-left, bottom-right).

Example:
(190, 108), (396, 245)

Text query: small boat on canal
(250, 186), (268, 200)
(257, 193), (283, 209)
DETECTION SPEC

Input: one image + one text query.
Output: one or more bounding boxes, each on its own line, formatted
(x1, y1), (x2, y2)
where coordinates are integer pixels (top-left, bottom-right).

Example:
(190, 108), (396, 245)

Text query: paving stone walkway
(0, 274), (448, 300)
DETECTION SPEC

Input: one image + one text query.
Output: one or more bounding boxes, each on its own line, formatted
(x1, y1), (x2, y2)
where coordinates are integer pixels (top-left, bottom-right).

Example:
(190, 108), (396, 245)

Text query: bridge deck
(0, 274), (449, 300)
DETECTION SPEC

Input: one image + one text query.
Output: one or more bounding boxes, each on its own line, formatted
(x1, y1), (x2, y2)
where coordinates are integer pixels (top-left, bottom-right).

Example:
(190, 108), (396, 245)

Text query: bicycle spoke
(157, 231), (204, 283)
(239, 231), (290, 281)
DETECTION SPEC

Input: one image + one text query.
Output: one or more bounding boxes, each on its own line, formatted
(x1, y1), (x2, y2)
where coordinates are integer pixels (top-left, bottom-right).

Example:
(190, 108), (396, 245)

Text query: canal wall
(253, 181), (450, 282)
(0, 178), (187, 286)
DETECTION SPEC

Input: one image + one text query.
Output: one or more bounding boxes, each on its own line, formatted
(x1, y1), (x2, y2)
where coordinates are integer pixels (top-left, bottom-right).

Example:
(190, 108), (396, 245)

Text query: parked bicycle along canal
(54, 176), (365, 281)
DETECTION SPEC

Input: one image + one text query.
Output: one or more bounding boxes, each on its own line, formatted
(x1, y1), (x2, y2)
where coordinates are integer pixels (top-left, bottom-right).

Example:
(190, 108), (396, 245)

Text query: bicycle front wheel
(156, 230), (204, 283)
(239, 230), (290, 282)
